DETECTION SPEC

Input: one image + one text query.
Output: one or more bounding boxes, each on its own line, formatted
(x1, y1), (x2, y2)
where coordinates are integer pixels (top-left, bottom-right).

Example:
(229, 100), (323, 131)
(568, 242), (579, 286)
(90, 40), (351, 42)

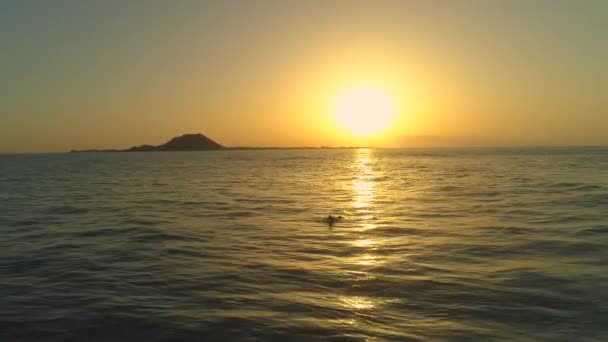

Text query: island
(70, 133), (366, 152)
(70, 133), (224, 152)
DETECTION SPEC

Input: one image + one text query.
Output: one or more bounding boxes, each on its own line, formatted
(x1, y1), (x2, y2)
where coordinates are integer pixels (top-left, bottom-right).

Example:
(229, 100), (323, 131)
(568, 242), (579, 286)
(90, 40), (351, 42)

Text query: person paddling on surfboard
(324, 215), (343, 227)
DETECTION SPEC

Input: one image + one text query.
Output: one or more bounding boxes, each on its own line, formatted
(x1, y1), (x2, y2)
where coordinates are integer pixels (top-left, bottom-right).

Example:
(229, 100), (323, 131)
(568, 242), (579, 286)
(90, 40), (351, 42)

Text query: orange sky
(1, 1), (607, 152)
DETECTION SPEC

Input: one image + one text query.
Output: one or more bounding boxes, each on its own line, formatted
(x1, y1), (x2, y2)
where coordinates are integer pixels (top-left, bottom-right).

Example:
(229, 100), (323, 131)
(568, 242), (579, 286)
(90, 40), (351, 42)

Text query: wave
(47, 205), (89, 215)
(547, 182), (603, 192)
(2, 148), (608, 341)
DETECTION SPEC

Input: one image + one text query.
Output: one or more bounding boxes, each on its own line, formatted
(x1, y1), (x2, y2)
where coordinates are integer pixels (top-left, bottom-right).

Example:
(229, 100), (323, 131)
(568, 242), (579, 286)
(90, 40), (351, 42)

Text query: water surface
(1, 148), (607, 340)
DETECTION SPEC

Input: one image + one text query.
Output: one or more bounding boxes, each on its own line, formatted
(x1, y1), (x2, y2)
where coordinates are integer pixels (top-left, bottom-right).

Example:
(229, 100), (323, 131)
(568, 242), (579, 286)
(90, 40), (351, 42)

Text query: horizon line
(2, 144), (608, 155)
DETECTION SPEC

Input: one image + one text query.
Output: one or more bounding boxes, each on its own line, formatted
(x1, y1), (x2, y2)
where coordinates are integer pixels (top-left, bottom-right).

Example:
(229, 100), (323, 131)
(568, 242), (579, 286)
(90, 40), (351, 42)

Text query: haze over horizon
(1, 0), (607, 153)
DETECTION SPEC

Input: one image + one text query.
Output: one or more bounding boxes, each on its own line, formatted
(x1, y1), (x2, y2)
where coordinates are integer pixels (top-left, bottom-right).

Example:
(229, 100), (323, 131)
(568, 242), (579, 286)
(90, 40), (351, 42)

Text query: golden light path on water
(339, 148), (385, 315)
(5, 148), (604, 339)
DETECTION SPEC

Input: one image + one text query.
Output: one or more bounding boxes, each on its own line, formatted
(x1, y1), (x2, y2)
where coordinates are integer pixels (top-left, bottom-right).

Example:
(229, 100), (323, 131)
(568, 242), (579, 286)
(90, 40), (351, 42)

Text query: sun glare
(334, 86), (397, 136)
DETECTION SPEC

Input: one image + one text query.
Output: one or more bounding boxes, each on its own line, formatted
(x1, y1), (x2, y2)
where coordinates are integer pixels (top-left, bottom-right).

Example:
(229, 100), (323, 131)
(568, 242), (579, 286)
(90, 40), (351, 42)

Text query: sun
(334, 86), (397, 136)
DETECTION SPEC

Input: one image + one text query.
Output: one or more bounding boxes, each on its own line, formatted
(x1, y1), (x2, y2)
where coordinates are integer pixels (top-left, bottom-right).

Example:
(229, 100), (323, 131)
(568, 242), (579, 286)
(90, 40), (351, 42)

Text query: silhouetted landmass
(71, 133), (224, 153)
(70, 133), (365, 152)
(129, 133), (223, 151)
(70, 149), (122, 153)
(227, 146), (365, 150)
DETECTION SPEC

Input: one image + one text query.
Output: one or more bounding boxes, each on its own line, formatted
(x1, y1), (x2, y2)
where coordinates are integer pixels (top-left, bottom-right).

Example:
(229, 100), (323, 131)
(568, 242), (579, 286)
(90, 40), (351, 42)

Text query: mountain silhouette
(126, 133), (224, 151)
(69, 133), (365, 152)
(71, 133), (224, 152)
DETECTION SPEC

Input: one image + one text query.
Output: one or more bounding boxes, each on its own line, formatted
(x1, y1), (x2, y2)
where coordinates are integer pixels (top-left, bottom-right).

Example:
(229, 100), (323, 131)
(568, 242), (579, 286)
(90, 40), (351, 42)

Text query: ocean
(1, 148), (607, 341)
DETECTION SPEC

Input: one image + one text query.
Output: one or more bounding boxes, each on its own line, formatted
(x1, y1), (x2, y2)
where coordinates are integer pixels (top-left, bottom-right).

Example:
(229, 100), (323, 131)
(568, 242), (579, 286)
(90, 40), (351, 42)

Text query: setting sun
(2, 2), (608, 341)
(334, 86), (397, 136)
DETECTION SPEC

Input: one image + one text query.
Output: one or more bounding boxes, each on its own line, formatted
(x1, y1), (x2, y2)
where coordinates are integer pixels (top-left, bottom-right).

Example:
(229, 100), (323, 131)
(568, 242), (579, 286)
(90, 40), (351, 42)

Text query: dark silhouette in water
(69, 133), (368, 152)
(130, 133), (223, 151)
(71, 133), (224, 152)
(324, 215), (343, 227)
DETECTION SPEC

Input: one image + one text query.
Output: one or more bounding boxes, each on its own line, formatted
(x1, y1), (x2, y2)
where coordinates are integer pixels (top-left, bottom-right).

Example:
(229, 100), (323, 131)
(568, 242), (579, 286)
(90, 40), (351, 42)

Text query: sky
(1, 0), (607, 152)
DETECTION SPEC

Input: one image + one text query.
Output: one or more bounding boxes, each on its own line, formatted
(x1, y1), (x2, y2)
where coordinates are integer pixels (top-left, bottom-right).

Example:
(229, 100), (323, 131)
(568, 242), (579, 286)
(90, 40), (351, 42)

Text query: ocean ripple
(1, 148), (608, 340)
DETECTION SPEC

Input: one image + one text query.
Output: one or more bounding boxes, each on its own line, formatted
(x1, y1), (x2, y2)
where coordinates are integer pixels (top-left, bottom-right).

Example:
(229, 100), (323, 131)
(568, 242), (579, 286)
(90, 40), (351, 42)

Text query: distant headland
(71, 133), (224, 152)
(70, 133), (364, 152)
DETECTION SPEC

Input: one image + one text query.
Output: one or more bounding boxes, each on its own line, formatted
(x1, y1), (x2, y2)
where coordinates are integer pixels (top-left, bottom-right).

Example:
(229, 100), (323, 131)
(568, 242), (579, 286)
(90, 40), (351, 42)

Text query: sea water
(1, 148), (607, 340)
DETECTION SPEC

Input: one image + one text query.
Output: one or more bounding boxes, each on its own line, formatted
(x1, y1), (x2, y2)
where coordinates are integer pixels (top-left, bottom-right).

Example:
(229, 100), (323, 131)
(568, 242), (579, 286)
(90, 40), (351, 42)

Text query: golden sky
(1, 1), (607, 152)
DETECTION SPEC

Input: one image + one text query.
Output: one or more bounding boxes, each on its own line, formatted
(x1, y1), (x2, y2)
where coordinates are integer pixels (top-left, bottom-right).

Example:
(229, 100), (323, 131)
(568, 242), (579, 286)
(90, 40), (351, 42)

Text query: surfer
(324, 215), (343, 227)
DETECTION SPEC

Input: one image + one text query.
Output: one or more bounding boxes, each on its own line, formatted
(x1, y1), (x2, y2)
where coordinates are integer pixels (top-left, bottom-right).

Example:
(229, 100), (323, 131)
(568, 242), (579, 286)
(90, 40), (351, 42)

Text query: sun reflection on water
(352, 149), (376, 213)
(339, 149), (385, 316)
(339, 296), (376, 310)
(356, 253), (379, 266)
(353, 238), (376, 248)
(351, 148), (380, 232)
